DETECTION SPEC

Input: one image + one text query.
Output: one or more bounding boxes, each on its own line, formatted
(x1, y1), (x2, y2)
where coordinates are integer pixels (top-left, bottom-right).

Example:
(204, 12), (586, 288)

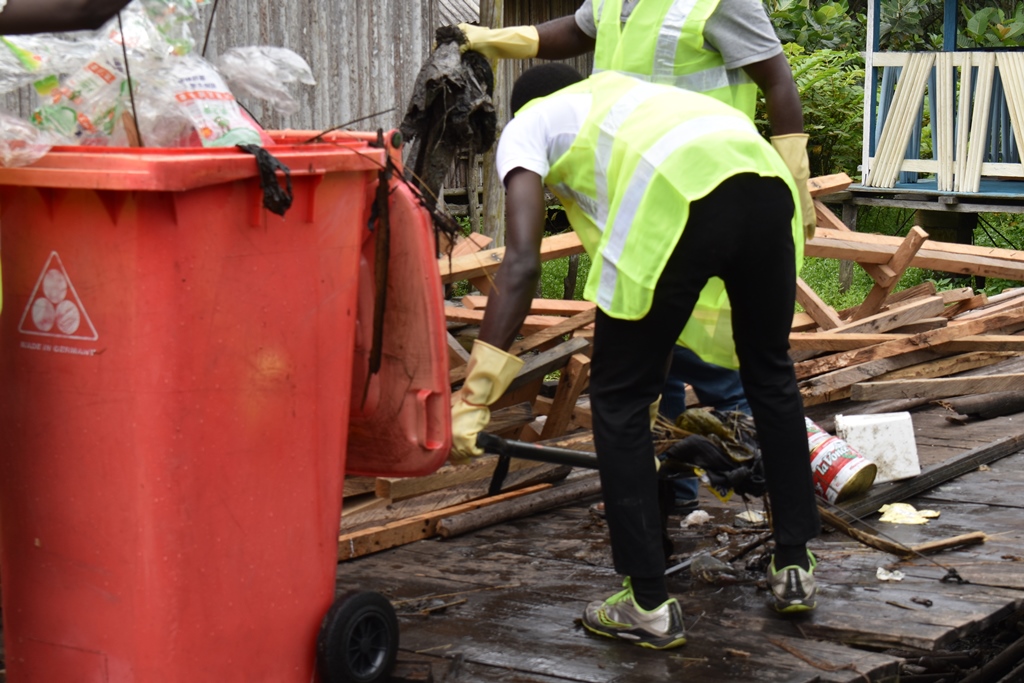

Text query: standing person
(459, 0), (816, 510)
(0, 0), (135, 33)
(449, 64), (821, 648)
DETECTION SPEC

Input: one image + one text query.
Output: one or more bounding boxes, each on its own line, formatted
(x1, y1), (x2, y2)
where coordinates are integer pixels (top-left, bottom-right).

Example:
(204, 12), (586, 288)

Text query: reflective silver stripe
(593, 81), (664, 231)
(653, 0), (698, 82)
(553, 182), (601, 221)
(596, 115), (756, 310)
(593, 64), (750, 93)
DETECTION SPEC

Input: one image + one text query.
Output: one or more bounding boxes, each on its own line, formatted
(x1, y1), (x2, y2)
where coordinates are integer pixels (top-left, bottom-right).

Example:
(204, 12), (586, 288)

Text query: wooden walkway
(337, 406), (1024, 682)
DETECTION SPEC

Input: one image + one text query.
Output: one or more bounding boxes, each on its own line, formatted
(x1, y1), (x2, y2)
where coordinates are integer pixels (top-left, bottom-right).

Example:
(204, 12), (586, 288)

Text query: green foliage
(961, 3), (1024, 47)
(765, 0), (866, 49)
(539, 253), (591, 300)
(758, 44), (865, 177)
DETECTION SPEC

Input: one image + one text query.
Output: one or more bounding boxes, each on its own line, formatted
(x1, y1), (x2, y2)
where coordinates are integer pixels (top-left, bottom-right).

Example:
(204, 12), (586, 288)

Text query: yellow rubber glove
(771, 134), (816, 241)
(457, 23), (539, 60)
(450, 340), (525, 461)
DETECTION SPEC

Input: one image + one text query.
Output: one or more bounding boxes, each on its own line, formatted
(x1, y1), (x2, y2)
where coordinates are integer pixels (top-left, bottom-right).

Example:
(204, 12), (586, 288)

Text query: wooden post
(480, 0), (506, 247)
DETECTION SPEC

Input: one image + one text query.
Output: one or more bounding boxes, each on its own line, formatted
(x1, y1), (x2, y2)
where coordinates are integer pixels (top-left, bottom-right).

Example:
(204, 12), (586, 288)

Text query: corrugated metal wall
(201, 0), (436, 134)
(1, 2), (441, 132)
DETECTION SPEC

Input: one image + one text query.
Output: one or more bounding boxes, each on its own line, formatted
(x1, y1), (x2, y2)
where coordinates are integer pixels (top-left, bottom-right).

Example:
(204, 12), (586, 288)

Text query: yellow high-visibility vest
(592, 0), (758, 119)
(540, 72), (801, 368)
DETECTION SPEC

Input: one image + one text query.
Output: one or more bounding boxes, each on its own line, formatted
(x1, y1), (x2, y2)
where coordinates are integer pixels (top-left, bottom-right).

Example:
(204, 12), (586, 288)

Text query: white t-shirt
(575, 0), (782, 70)
(495, 93), (592, 185)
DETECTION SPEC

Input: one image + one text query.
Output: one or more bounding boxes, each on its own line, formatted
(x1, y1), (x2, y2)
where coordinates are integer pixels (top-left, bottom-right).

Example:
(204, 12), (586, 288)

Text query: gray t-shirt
(575, 0), (782, 70)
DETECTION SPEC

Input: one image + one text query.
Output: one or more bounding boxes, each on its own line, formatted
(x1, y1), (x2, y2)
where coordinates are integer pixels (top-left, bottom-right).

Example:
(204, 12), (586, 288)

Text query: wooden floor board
(331, 406), (1024, 681)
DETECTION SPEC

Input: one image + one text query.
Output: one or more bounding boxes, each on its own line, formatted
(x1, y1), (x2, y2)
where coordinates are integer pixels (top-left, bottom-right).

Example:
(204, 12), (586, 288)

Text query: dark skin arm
(534, 15), (595, 61)
(477, 168), (547, 351)
(0, 0), (133, 34)
(742, 52), (804, 136)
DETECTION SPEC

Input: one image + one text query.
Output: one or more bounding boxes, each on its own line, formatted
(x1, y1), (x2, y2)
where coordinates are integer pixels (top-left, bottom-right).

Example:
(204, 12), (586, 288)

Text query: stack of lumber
(337, 172), (1024, 561)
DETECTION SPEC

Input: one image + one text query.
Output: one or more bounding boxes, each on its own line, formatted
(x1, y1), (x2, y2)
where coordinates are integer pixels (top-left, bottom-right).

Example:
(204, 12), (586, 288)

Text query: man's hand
(450, 341), (524, 462)
(457, 23), (540, 60)
(0, 0), (134, 34)
(771, 134), (816, 241)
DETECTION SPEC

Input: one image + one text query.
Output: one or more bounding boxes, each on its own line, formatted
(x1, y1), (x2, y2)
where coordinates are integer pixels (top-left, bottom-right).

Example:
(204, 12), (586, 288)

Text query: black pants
(590, 173), (821, 580)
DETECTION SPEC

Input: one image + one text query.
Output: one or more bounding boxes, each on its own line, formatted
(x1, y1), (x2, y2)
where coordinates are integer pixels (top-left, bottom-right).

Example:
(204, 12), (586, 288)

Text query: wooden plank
(438, 231), (584, 284)
(447, 331), (471, 369)
(866, 53), (934, 188)
(533, 395), (593, 430)
(445, 306), (566, 330)
(941, 293), (989, 319)
(807, 172), (852, 197)
(794, 305), (1024, 380)
(799, 349), (947, 406)
(998, 53), (1024, 185)
(375, 455), (560, 501)
(795, 278), (842, 330)
(791, 333), (1024, 352)
(935, 51), (955, 192)
(850, 373), (1024, 401)
(461, 295), (595, 316)
(837, 432), (1024, 520)
(961, 52), (996, 193)
(436, 474), (602, 538)
(805, 228), (1024, 281)
(827, 294), (944, 335)
(450, 232), (494, 258)
(337, 483), (553, 560)
(891, 317), (947, 334)
(812, 200), (897, 285)
(506, 337), (592, 395)
(343, 476), (378, 498)
(540, 354), (591, 440)
(508, 308), (596, 357)
(850, 226), (929, 319)
(448, 311), (595, 385)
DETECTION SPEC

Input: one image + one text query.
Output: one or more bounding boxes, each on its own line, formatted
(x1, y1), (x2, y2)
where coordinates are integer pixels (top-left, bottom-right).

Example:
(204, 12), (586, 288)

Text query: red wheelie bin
(0, 130), (451, 683)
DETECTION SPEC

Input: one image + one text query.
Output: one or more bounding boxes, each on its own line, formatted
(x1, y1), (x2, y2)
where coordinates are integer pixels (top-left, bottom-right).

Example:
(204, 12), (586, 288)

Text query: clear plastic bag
(216, 46), (315, 115)
(0, 110), (63, 167)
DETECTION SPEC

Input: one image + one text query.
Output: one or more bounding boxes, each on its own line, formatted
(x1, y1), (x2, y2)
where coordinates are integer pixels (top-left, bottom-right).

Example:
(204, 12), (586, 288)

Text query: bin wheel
(316, 590), (399, 683)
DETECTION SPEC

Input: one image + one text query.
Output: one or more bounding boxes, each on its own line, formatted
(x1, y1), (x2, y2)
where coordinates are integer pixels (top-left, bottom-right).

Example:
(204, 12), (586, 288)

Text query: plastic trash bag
(31, 48), (131, 144)
(158, 55), (263, 147)
(0, 110), (63, 167)
(215, 46), (315, 115)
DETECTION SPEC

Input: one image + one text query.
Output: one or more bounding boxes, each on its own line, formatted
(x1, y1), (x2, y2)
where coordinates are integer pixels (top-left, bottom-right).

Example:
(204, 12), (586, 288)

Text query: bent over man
(450, 64), (821, 649)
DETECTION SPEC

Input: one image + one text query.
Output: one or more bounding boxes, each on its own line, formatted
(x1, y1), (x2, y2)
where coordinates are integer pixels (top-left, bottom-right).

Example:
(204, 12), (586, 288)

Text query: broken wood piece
(461, 295), (594, 316)
(892, 317), (948, 334)
(941, 294), (990, 319)
(435, 474), (602, 538)
(508, 308), (597, 357)
(438, 231), (584, 284)
(935, 391), (1024, 420)
(850, 226), (929, 320)
(447, 312), (596, 386)
(819, 508), (985, 558)
(450, 232), (494, 258)
(444, 306), (565, 332)
(794, 304), (1024, 380)
(506, 337), (592, 394)
(338, 483), (553, 560)
(851, 373), (1024, 401)
(806, 228), (1024, 282)
(807, 172), (853, 197)
(796, 278), (842, 330)
(534, 395), (593, 430)
(826, 294), (945, 335)
(540, 354), (591, 439)
(447, 332), (470, 369)
(375, 454), (555, 501)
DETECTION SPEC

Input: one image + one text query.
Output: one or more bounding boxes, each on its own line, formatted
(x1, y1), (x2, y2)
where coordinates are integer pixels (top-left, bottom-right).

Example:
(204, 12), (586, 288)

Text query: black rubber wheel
(316, 590), (399, 683)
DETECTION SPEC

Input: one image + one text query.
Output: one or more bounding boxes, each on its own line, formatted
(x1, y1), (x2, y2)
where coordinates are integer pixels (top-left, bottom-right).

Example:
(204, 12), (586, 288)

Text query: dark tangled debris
(400, 25), (497, 208)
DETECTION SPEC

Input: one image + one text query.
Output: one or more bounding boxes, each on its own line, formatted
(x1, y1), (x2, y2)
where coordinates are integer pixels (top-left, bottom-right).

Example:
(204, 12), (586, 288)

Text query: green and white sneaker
(768, 551), (818, 613)
(581, 578), (687, 649)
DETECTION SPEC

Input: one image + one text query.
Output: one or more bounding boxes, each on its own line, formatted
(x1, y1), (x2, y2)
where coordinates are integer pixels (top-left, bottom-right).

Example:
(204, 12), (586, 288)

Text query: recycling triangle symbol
(18, 251), (99, 341)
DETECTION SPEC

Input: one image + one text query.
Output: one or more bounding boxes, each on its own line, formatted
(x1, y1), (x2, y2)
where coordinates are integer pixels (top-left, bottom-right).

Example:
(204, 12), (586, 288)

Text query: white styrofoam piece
(834, 412), (921, 484)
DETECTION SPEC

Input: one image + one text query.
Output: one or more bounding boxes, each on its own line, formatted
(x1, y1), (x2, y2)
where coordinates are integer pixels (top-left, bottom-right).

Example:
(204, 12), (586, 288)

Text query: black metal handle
(476, 432), (600, 470)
